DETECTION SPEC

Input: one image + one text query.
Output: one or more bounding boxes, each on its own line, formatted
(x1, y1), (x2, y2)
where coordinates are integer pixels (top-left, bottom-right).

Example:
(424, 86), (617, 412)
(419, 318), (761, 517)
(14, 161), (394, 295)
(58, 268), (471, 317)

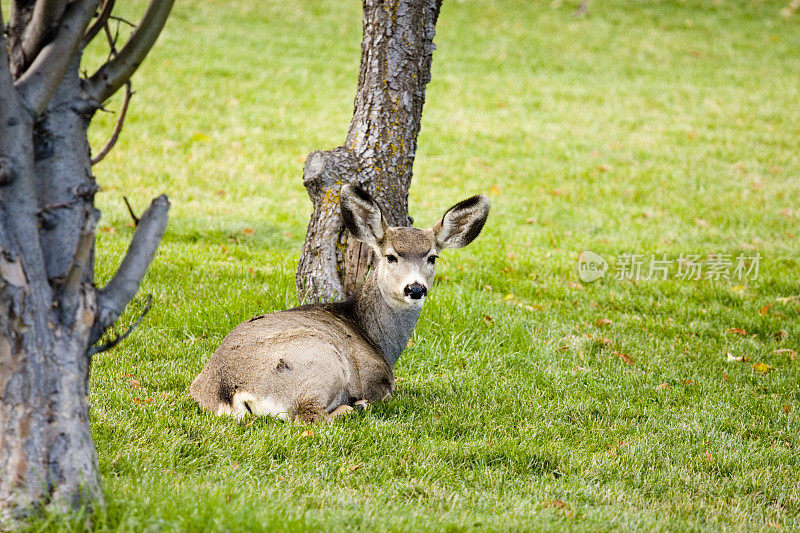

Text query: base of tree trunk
(1, 284), (102, 525)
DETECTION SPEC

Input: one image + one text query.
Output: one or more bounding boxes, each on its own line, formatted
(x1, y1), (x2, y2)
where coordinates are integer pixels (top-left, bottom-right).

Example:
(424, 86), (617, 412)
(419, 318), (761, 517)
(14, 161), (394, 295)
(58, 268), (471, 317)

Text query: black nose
(404, 283), (428, 300)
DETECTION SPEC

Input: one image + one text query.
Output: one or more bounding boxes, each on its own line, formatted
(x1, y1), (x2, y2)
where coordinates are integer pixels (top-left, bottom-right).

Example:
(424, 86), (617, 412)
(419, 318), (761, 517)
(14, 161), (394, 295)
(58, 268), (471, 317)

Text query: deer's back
(189, 304), (394, 418)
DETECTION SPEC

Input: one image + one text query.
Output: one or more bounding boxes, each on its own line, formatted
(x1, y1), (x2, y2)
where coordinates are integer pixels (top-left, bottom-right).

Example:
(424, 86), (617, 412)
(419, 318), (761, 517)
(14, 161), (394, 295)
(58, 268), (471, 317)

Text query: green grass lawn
(41, 0), (800, 530)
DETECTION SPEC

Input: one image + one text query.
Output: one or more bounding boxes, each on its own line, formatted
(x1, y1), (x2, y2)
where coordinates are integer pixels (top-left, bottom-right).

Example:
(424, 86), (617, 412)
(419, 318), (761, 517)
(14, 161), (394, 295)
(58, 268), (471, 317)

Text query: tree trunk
(0, 0), (174, 521)
(0, 63), (102, 523)
(296, 0), (443, 302)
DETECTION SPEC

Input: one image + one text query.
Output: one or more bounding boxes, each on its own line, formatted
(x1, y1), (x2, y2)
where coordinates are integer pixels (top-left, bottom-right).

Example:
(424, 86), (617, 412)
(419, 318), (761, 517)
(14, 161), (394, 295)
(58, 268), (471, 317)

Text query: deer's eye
(386, 254), (398, 263)
(428, 255), (437, 265)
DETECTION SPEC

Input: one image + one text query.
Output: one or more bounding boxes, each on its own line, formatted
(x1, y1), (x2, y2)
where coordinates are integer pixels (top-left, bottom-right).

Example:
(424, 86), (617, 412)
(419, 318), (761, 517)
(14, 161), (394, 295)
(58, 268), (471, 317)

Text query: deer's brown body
(190, 185), (489, 422)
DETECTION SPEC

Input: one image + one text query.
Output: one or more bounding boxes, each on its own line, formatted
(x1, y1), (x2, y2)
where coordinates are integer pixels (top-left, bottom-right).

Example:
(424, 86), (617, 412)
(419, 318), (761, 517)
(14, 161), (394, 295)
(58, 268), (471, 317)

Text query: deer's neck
(352, 275), (420, 368)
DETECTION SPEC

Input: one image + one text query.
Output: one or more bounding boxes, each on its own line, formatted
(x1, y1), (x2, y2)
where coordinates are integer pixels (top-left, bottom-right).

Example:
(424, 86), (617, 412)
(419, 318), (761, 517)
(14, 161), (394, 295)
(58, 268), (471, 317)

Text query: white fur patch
(221, 391), (289, 420)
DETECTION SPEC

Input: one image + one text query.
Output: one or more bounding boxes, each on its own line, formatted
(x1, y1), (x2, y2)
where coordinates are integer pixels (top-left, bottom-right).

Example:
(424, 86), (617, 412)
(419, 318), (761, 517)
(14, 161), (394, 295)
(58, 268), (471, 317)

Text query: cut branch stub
(295, 149), (356, 303)
(90, 194), (169, 346)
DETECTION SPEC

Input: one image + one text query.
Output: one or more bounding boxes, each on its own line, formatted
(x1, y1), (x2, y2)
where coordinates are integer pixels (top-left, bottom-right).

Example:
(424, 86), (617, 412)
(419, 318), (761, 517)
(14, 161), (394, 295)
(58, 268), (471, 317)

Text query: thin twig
(102, 20), (120, 63)
(82, 0), (116, 47)
(108, 14), (135, 27)
(91, 80), (132, 165)
(87, 294), (152, 357)
(574, 0), (589, 16)
(123, 196), (140, 226)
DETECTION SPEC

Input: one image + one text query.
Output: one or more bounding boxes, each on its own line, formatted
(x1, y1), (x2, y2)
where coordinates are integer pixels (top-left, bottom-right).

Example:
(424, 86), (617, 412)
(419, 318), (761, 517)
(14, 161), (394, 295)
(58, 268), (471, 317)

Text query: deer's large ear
(341, 184), (386, 246)
(433, 195), (490, 249)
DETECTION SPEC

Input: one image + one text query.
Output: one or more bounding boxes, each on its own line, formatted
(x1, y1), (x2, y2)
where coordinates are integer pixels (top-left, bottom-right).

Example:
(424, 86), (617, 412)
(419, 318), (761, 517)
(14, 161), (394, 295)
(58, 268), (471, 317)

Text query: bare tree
(296, 0), (443, 302)
(0, 0), (174, 522)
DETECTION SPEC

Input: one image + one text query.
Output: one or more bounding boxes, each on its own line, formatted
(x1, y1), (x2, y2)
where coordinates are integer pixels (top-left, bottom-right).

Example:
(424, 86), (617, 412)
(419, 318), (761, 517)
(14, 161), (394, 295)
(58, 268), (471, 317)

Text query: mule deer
(190, 185), (490, 422)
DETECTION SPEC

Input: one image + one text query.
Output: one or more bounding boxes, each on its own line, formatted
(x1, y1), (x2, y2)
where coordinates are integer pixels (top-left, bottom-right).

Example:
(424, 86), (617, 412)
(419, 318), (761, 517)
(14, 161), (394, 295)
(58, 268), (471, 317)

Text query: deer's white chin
(384, 292), (425, 310)
(401, 294), (426, 308)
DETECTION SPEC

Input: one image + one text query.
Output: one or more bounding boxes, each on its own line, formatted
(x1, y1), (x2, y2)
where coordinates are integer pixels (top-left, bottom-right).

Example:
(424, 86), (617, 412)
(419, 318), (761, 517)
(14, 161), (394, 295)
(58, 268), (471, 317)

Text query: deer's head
(341, 184), (490, 310)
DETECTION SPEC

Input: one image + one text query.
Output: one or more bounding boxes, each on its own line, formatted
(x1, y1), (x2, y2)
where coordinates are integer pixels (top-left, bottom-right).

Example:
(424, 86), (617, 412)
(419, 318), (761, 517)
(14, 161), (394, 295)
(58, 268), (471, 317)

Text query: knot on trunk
(0, 158), (17, 185)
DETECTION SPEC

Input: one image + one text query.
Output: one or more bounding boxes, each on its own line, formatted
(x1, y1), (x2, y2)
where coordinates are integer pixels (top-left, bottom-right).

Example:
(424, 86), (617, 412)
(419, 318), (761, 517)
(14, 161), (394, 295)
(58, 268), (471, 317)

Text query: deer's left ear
(433, 195), (490, 249)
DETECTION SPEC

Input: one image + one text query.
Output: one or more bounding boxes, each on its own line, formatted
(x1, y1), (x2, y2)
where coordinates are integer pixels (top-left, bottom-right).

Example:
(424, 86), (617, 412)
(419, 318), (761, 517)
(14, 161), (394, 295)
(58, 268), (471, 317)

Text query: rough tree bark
(296, 0), (443, 302)
(0, 0), (174, 523)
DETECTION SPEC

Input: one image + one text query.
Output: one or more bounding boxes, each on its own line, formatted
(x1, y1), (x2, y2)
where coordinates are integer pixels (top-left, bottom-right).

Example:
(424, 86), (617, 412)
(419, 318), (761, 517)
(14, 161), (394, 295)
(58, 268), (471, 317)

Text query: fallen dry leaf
(483, 315), (494, 325)
(658, 383), (669, 390)
(130, 379), (141, 388)
(726, 328), (748, 335)
(784, 404), (793, 414)
(751, 362), (773, 373)
(613, 351), (634, 366)
(777, 295), (800, 303)
(489, 185), (502, 196)
(759, 304), (771, 316)
(774, 330), (788, 341)
(542, 500), (568, 509)
(727, 352), (749, 363)
(596, 318), (613, 327)
(301, 430), (314, 438)
(773, 348), (797, 361)
(243, 228), (255, 235)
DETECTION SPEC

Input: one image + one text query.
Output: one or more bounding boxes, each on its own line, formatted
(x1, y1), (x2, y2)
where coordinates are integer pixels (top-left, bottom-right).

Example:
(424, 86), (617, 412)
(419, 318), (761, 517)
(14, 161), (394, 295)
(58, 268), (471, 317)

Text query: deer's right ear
(341, 184), (386, 246)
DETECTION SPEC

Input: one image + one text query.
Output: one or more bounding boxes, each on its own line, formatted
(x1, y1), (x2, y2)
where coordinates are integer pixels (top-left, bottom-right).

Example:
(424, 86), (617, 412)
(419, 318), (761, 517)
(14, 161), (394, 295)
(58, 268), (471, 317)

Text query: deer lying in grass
(190, 185), (490, 422)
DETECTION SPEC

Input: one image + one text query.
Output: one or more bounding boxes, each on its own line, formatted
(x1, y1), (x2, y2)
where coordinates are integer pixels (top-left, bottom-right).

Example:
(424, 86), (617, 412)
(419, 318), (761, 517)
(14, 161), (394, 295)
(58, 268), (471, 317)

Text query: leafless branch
(60, 209), (98, 324)
(123, 196), (140, 226)
(85, 0), (175, 104)
(91, 80), (132, 165)
(89, 194), (169, 345)
(14, 0), (100, 115)
(82, 0), (115, 47)
(17, 0), (69, 73)
(87, 294), (151, 357)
